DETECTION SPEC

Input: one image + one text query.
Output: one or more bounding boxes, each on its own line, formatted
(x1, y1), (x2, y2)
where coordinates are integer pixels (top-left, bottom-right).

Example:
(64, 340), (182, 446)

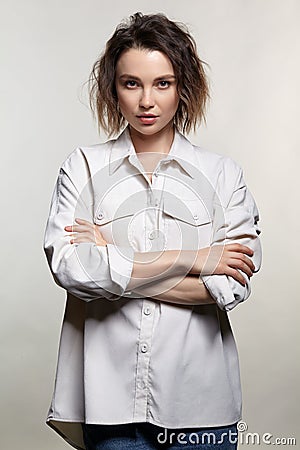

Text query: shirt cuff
(201, 274), (242, 311)
(106, 244), (134, 296)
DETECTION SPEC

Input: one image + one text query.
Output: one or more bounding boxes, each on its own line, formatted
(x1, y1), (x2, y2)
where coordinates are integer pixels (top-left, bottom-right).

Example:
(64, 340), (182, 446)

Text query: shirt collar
(109, 125), (197, 178)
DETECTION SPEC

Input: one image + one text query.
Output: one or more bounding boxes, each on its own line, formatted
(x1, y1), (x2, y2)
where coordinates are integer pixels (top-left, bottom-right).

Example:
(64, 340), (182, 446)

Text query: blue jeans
(81, 421), (238, 449)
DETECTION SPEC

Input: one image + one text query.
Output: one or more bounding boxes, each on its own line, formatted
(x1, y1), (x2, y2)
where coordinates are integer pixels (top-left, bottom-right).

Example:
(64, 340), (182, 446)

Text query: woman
(43, 12), (262, 450)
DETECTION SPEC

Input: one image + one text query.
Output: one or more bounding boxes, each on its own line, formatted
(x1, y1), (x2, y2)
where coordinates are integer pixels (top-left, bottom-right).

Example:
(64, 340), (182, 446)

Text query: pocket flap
(162, 198), (212, 226)
(94, 200), (136, 225)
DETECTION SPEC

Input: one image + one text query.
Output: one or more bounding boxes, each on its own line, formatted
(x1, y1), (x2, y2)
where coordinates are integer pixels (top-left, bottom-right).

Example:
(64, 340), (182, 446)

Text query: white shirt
(43, 126), (262, 449)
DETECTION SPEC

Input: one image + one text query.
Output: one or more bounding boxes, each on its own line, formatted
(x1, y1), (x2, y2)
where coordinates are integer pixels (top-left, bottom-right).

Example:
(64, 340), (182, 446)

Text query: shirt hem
(47, 414), (242, 428)
(46, 413), (242, 450)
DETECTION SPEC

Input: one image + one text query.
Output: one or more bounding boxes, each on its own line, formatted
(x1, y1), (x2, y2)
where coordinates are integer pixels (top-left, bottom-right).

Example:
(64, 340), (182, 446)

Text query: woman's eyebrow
(119, 74), (176, 81)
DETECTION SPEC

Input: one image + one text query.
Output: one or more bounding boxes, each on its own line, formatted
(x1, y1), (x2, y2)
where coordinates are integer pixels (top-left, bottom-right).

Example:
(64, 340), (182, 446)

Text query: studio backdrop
(1, 1), (299, 449)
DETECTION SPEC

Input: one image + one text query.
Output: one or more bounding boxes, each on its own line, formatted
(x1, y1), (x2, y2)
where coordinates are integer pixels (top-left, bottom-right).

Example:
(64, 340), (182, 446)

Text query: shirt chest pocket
(94, 200), (138, 247)
(162, 198), (213, 250)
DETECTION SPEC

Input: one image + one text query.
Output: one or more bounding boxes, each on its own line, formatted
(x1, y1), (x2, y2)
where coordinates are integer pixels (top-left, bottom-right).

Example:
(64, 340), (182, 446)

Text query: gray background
(1, 0), (299, 448)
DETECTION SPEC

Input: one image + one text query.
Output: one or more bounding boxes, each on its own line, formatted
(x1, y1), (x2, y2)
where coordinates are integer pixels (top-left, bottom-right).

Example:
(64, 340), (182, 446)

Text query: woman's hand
(64, 218), (108, 246)
(189, 243), (255, 286)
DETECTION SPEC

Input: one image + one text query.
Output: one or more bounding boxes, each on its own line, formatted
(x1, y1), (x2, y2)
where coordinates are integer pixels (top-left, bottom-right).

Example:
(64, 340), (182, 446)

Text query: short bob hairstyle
(88, 12), (210, 137)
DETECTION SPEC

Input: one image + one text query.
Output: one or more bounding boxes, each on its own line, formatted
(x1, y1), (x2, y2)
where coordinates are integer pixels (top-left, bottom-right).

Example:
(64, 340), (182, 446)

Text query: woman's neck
(128, 123), (175, 155)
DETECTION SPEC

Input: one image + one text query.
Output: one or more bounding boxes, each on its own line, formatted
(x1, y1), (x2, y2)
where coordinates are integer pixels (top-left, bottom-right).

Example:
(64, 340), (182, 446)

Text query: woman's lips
(137, 115), (158, 125)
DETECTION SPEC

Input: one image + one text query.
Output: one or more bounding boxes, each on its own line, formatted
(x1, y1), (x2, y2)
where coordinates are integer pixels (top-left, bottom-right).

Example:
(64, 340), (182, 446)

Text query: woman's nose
(139, 89), (155, 109)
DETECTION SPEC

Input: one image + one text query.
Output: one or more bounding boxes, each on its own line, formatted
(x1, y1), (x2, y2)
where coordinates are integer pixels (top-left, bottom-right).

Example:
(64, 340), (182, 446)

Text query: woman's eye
(158, 80), (170, 88)
(125, 80), (138, 88)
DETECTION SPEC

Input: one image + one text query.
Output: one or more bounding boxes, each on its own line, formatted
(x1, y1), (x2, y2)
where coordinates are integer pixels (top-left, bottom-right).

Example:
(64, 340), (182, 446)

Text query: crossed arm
(64, 218), (255, 306)
(130, 273), (216, 306)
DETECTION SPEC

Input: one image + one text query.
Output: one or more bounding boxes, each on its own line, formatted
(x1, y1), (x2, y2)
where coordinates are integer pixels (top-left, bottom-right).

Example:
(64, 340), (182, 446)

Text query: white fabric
(43, 126), (262, 449)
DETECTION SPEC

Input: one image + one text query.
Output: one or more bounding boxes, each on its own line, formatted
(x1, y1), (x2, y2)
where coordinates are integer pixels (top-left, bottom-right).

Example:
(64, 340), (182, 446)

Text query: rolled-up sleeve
(201, 159), (262, 311)
(43, 148), (134, 302)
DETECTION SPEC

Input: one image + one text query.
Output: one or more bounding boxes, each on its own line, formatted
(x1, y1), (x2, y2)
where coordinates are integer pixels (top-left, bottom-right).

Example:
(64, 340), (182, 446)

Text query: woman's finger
(228, 253), (255, 273)
(225, 243), (254, 256)
(69, 231), (107, 246)
(65, 224), (92, 232)
(226, 267), (247, 285)
(74, 218), (93, 225)
(65, 219), (101, 233)
(70, 234), (93, 244)
(225, 255), (253, 277)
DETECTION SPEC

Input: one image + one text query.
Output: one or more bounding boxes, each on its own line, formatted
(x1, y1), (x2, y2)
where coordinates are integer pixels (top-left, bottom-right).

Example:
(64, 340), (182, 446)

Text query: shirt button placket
(133, 171), (161, 420)
(133, 301), (155, 422)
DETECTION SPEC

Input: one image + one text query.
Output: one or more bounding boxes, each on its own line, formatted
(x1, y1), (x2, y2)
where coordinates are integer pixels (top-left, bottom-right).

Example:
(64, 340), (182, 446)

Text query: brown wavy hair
(88, 12), (210, 137)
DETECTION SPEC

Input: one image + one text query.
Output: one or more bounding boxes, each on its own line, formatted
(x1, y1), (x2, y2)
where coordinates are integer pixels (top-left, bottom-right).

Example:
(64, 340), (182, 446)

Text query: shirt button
(153, 172), (158, 177)
(193, 213), (198, 220)
(141, 343), (148, 353)
(97, 211), (104, 220)
(138, 380), (146, 389)
(144, 306), (151, 316)
(149, 230), (159, 240)
(154, 199), (159, 207)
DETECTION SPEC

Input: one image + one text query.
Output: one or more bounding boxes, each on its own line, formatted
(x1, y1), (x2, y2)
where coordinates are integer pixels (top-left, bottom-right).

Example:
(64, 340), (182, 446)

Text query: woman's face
(115, 48), (180, 137)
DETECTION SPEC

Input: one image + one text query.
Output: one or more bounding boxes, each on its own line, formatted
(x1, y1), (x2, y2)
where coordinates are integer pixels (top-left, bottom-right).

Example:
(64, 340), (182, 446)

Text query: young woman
(43, 12), (262, 450)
